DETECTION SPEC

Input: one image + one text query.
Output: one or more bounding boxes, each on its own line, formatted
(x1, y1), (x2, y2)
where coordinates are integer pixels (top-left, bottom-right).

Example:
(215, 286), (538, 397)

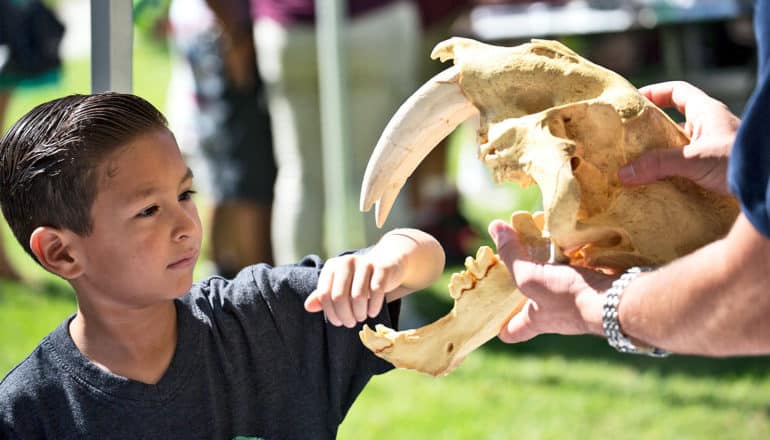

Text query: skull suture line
(358, 38), (739, 376)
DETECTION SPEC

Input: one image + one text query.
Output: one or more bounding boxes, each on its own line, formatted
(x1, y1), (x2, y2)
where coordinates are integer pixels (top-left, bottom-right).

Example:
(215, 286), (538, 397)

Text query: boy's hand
(304, 253), (405, 328)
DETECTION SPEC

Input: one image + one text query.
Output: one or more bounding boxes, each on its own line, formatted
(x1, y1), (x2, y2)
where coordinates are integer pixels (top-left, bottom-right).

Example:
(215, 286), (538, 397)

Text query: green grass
(339, 271), (770, 438)
(2, 30), (770, 439)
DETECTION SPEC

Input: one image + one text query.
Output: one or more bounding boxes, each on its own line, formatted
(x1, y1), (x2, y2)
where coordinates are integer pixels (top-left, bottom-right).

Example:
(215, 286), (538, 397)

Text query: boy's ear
(29, 227), (83, 279)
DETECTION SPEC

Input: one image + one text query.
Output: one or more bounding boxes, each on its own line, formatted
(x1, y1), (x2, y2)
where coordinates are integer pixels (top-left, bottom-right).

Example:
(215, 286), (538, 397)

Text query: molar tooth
(464, 256), (485, 279)
(476, 246), (495, 266)
(449, 272), (473, 299)
(511, 211), (541, 238)
(532, 211), (545, 230)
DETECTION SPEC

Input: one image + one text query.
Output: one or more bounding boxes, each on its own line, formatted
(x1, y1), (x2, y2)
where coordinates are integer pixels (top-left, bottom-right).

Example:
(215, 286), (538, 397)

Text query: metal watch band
(602, 266), (669, 357)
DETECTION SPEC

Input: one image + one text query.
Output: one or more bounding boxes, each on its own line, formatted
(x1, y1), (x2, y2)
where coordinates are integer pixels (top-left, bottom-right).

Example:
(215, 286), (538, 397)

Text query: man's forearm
(618, 214), (770, 356)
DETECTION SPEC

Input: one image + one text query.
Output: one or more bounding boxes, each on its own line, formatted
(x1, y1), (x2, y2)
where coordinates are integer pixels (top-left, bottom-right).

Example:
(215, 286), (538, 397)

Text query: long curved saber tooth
(360, 66), (479, 227)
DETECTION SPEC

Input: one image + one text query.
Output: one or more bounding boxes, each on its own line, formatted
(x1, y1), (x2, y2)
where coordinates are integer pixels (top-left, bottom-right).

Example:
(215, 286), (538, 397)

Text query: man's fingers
(498, 303), (538, 344)
(639, 81), (706, 117)
(618, 147), (688, 185)
(488, 220), (526, 263)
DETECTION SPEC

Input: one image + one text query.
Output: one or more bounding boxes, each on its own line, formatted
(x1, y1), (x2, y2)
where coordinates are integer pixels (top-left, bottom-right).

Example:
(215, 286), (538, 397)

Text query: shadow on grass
(411, 278), (770, 381)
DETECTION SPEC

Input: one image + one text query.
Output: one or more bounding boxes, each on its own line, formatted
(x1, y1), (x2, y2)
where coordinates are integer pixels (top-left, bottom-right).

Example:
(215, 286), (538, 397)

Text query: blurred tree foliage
(133, 0), (171, 48)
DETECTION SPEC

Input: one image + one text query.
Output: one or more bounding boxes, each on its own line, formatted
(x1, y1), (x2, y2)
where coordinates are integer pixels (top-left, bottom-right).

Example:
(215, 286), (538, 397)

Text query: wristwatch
(602, 266), (669, 357)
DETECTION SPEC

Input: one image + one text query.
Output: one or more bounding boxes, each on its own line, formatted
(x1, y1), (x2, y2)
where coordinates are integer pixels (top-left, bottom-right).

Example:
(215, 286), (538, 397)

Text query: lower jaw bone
(359, 246), (526, 377)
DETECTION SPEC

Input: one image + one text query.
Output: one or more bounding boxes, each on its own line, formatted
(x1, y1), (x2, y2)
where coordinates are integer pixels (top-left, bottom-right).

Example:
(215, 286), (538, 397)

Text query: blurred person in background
(248, 0), (421, 264)
(166, 0), (277, 276)
(0, 0), (65, 281)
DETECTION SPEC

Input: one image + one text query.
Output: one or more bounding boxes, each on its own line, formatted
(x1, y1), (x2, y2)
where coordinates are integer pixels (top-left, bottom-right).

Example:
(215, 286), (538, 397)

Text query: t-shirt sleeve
(727, 1), (770, 238)
(243, 250), (400, 425)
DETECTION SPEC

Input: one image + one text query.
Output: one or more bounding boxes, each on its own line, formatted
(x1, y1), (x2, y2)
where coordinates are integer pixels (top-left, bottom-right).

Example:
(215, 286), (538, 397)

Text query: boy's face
(71, 128), (202, 305)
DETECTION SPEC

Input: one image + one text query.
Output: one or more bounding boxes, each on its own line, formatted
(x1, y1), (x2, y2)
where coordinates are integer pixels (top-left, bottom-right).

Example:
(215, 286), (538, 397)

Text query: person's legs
(211, 200), (273, 277)
(208, 68), (277, 273)
(167, 5), (277, 275)
(255, 19), (325, 264)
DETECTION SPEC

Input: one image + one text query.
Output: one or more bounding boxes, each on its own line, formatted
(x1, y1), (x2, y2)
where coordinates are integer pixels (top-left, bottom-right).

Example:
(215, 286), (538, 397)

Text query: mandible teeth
(448, 272), (473, 299)
(360, 325), (394, 352)
(464, 256), (483, 279)
(532, 211), (545, 230)
(374, 324), (394, 335)
(511, 211), (542, 238)
(464, 246), (496, 279)
(474, 246), (496, 269)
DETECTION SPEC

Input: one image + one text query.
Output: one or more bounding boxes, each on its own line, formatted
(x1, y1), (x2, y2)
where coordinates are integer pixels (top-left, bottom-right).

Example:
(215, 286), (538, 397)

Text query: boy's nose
(173, 206), (201, 242)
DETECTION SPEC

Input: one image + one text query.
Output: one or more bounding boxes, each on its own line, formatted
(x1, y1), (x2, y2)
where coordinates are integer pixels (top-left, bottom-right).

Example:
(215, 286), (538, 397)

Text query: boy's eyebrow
(129, 167), (194, 202)
(181, 167), (194, 183)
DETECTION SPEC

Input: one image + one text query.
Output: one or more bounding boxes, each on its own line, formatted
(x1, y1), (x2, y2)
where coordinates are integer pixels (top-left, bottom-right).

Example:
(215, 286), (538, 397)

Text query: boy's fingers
(320, 294), (342, 327)
(331, 259), (356, 327)
(306, 263), (335, 313)
(316, 263), (334, 296)
(304, 291), (323, 312)
(368, 267), (387, 318)
(369, 263), (386, 292)
(350, 263), (372, 322)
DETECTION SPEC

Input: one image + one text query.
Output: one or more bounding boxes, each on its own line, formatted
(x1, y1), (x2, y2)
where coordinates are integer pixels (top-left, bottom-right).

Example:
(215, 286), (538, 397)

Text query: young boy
(0, 93), (445, 438)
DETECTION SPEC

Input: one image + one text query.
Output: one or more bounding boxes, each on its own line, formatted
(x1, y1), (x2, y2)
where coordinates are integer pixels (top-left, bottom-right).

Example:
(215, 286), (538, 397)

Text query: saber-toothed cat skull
(359, 37), (739, 376)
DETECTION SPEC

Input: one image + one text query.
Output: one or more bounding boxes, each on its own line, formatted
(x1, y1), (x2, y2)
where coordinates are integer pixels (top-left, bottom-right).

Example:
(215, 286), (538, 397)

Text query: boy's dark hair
(0, 92), (168, 260)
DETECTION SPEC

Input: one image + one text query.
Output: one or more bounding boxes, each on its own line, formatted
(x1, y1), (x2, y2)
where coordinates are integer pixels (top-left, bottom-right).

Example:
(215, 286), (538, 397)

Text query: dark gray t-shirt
(0, 254), (398, 439)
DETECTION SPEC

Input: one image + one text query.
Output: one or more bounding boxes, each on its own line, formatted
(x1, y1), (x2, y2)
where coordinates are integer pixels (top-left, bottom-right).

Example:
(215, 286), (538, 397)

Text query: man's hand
(619, 81), (740, 195)
(488, 220), (613, 343)
(304, 252), (405, 328)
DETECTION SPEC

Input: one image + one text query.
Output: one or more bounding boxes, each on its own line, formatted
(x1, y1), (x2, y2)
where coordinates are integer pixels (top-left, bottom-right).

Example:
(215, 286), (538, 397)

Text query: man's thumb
(489, 220), (512, 252)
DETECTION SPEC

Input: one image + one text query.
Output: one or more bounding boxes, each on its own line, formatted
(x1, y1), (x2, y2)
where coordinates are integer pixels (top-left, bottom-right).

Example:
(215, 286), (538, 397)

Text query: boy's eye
(179, 190), (196, 201)
(137, 205), (159, 218)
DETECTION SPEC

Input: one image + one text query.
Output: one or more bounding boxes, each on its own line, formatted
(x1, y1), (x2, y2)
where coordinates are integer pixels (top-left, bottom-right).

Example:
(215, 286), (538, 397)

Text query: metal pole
(91, 0), (132, 93)
(315, 0), (364, 254)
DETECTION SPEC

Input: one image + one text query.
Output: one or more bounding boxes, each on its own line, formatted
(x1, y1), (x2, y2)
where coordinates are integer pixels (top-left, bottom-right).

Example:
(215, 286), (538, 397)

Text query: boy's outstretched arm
(305, 229), (445, 328)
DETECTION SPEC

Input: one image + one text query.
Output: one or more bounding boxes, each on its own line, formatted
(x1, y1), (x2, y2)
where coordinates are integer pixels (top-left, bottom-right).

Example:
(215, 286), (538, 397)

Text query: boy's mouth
(168, 249), (199, 270)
